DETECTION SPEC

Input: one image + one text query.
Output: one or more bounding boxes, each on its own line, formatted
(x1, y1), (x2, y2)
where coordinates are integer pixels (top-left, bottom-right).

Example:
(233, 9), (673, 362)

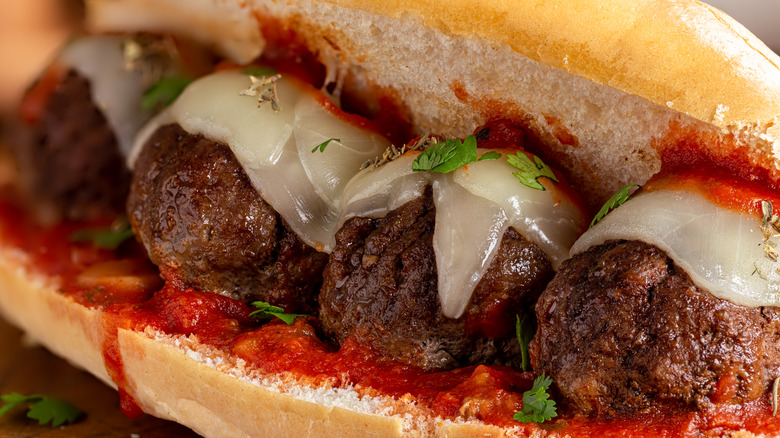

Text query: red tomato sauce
(647, 119), (780, 216)
(3, 188), (780, 436)
(644, 167), (780, 219)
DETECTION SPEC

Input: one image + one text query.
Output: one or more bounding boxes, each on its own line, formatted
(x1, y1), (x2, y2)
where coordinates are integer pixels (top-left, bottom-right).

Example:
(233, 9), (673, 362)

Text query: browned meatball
(128, 123), (328, 313)
(531, 240), (780, 417)
(11, 69), (130, 221)
(319, 188), (554, 371)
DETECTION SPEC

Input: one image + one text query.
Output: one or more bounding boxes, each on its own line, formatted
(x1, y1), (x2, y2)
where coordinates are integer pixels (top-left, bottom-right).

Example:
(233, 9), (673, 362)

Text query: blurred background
(0, 0), (82, 111)
(705, 0), (780, 52)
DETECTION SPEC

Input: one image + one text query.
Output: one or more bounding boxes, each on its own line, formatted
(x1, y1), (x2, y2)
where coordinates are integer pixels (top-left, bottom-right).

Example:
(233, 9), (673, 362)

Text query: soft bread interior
(86, 0), (780, 205)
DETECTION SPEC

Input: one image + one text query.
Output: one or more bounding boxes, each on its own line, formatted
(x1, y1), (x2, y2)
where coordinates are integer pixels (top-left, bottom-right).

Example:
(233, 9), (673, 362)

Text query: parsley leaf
(513, 374), (557, 423)
(141, 76), (192, 111)
(516, 315), (534, 372)
(506, 152), (558, 191)
(478, 151), (502, 161)
(249, 301), (307, 325)
(412, 135), (487, 173)
(0, 393), (83, 427)
(589, 184), (641, 228)
(311, 138), (341, 153)
(71, 217), (134, 250)
(242, 66), (277, 77)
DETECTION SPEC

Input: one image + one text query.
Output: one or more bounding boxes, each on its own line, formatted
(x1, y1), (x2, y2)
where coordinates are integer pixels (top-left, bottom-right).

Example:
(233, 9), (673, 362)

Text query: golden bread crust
(328, 0), (780, 132)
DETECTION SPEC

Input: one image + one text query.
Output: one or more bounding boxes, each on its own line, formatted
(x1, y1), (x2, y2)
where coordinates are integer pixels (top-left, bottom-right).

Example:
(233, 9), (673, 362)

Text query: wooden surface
(0, 315), (201, 437)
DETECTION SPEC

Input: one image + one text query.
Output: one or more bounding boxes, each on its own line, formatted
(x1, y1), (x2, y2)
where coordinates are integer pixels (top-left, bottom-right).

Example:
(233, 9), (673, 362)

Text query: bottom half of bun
(0, 247), (537, 438)
(0, 223), (777, 438)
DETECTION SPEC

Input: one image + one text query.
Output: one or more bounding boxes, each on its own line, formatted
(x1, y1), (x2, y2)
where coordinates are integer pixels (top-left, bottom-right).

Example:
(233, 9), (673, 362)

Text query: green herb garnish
(513, 374), (557, 424)
(71, 216), (134, 250)
(411, 135), (498, 173)
(249, 301), (307, 325)
(516, 315), (534, 372)
(141, 76), (192, 111)
(506, 152), (558, 191)
(478, 150), (502, 161)
(311, 138), (341, 153)
(589, 184), (641, 228)
(242, 66), (276, 77)
(0, 393), (84, 427)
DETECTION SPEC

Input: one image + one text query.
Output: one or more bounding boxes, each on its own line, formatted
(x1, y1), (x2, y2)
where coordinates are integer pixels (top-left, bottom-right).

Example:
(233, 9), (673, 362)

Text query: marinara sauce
(4, 142), (780, 436)
(5, 24), (780, 435)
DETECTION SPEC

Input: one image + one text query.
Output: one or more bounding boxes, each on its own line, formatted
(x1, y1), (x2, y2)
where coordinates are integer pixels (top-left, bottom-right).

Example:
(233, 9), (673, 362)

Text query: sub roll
(2, 0), (780, 436)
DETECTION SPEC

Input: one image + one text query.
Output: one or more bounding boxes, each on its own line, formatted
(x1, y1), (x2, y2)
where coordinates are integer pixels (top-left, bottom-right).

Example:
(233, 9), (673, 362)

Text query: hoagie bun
(2, 0), (780, 436)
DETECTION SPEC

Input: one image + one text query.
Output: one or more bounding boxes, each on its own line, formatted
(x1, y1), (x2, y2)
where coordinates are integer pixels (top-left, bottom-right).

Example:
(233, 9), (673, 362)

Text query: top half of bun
(85, 0), (780, 206)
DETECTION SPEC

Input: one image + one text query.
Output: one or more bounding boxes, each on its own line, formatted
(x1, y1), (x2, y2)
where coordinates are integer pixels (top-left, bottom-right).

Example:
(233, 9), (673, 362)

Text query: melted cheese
(60, 36), (152, 157)
(451, 156), (585, 269)
(572, 190), (780, 307)
(132, 71), (587, 318)
(340, 152), (587, 317)
(132, 71), (391, 251)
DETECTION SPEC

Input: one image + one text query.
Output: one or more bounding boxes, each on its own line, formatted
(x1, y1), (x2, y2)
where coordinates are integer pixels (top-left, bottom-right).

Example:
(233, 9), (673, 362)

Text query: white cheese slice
(450, 155), (585, 270)
(131, 71), (391, 251)
(60, 36), (152, 157)
(572, 189), (780, 307)
(432, 176), (510, 317)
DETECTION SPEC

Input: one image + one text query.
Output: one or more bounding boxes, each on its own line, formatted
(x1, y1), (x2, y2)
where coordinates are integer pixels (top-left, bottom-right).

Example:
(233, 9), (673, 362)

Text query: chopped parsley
(311, 138), (341, 153)
(0, 393), (84, 427)
(141, 75), (192, 111)
(506, 152), (558, 191)
(513, 374), (558, 424)
(589, 184), (641, 228)
(70, 216), (134, 250)
(411, 135), (499, 173)
(249, 301), (307, 325)
(478, 150), (502, 161)
(516, 315), (534, 372)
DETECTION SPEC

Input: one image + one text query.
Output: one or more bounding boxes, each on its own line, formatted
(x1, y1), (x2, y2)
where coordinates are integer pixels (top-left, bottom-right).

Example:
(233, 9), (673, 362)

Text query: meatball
(319, 188), (554, 371)
(128, 123), (328, 313)
(531, 240), (780, 417)
(11, 69), (130, 221)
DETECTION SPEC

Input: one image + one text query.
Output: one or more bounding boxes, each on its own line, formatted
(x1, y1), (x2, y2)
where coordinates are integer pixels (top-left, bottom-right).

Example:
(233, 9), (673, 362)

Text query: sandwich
(1, 0), (780, 436)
